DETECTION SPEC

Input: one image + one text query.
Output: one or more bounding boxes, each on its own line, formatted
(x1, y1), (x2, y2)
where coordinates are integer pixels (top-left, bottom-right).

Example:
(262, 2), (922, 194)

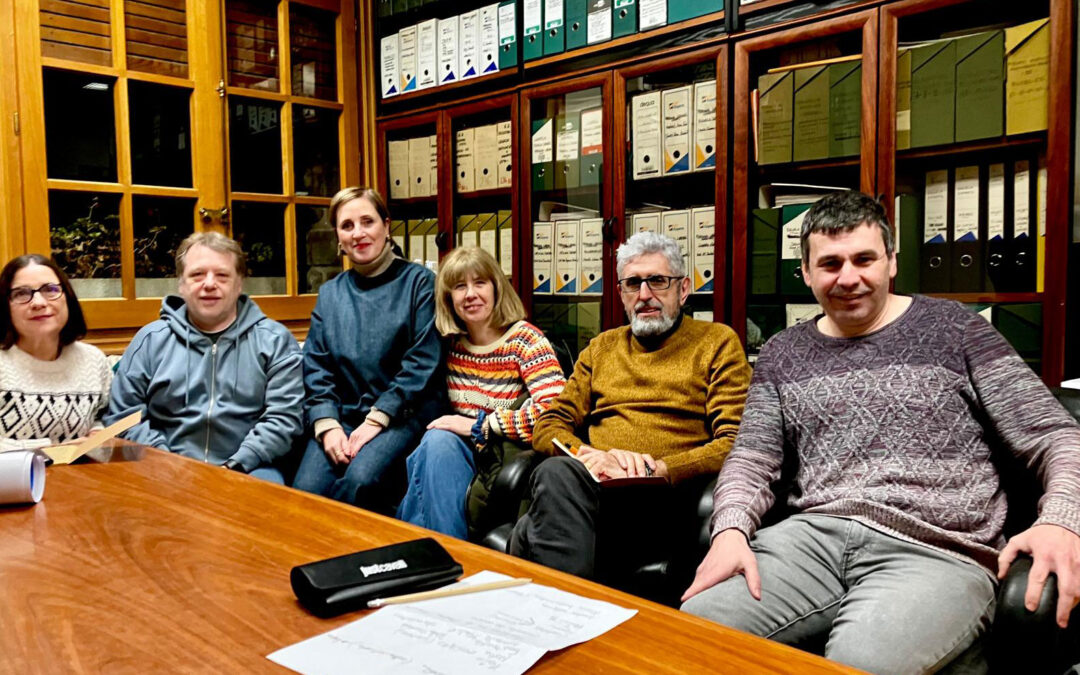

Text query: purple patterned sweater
(712, 295), (1080, 573)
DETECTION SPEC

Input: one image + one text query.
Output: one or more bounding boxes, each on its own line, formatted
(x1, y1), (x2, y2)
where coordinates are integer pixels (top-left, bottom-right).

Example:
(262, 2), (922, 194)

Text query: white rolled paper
(0, 450), (46, 505)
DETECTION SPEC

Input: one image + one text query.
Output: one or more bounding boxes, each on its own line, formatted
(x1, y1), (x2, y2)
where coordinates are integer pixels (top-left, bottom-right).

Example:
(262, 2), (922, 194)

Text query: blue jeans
(681, 514), (995, 675)
(292, 420), (422, 513)
(249, 465), (285, 484)
(396, 429), (476, 539)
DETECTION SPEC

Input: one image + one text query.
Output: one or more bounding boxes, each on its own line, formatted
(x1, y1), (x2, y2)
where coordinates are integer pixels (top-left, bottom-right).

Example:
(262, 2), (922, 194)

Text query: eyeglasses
(9, 283), (64, 304)
(616, 275), (683, 294)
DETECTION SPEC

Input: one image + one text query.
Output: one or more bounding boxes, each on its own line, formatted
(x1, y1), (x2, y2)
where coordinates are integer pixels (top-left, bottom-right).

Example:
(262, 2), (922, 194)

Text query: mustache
(634, 299), (664, 313)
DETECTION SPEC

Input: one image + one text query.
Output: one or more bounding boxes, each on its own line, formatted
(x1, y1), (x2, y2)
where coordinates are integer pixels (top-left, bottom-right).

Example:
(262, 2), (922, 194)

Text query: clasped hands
(573, 445), (666, 481)
(321, 422), (383, 466)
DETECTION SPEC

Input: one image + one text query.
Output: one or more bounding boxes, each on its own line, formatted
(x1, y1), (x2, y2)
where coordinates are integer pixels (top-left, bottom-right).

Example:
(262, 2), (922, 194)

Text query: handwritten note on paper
(268, 571), (637, 675)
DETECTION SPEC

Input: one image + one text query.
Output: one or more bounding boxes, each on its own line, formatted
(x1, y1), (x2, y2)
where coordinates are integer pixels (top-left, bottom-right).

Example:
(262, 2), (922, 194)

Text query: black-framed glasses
(616, 275), (683, 294)
(9, 283), (64, 304)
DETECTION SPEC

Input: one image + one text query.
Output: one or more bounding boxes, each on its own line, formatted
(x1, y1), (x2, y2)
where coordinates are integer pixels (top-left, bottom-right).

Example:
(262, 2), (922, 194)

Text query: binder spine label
(924, 169), (949, 244)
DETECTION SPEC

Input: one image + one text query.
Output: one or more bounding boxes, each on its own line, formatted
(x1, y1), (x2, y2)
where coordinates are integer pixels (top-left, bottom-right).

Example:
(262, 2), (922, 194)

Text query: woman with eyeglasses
(0, 254), (112, 451)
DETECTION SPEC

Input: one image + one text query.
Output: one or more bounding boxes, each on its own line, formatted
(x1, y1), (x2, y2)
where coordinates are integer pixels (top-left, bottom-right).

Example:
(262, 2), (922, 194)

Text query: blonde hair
(328, 186), (390, 227)
(175, 231), (247, 278)
(435, 247), (525, 336)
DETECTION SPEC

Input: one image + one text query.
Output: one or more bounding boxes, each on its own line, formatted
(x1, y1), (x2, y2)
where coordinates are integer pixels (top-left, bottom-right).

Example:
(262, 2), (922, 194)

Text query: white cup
(0, 450), (46, 505)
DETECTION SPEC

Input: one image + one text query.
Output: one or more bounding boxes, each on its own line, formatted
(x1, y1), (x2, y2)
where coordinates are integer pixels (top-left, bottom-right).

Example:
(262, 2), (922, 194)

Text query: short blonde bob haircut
(435, 246), (525, 336)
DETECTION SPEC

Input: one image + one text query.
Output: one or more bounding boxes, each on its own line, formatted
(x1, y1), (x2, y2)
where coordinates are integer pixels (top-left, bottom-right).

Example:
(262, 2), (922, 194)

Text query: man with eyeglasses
(509, 231), (751, 588)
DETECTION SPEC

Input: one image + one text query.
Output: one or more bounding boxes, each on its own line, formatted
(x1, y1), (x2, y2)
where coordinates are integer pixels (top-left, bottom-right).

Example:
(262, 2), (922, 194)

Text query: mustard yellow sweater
(532, 316), (751, 484)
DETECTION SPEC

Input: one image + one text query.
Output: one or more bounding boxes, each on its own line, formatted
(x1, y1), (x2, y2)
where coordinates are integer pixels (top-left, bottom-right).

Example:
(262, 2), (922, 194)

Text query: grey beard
(630, 311), (676, 337)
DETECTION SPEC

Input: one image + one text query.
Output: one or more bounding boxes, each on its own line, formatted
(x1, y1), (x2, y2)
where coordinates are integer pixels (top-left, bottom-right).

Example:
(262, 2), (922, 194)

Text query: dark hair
(0, 254), (88, 352)
(800, 191), (894, 265)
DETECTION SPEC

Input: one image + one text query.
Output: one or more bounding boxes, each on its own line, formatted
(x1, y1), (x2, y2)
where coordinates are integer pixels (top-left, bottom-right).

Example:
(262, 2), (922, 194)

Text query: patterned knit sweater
(0, 342), (112, 451)
(712, 295), (1080, 573)
(533, 316), (752, 484)
(447, 321), (565, 443)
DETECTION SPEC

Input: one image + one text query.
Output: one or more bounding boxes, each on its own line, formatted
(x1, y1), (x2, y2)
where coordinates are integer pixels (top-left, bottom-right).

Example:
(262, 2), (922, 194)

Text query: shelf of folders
(456, 211), (515, 278)
(752, 54), (862, 165)
(456, 122), (514, 193)
(625, 207), (716, 295)
(630, 79), (718, 179)
(388, 134), (438, 201)
(381, 2), (517, 99)
(390, 217), (441, 271)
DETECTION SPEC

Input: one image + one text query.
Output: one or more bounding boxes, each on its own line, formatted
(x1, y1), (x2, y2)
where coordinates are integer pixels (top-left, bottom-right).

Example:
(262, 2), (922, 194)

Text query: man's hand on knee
(998, 523), (1080, 628)
(682, 528), (761, 603)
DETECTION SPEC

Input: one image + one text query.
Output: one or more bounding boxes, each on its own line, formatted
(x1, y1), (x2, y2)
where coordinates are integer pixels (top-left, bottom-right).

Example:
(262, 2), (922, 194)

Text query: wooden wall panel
(40, 0), (111, 66)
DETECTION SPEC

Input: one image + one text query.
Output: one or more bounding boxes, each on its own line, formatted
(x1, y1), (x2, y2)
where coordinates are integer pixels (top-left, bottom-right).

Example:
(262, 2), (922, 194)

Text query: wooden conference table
(0, 443), (858, 674)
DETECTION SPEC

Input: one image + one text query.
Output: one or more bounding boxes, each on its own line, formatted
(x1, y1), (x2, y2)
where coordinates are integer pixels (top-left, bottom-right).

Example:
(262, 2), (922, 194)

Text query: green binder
(750, 208), (780, 295)
(392, 0), (408, 14)
(758, 71), (793, 165)
(378, 0), (393, 18)
(498, 1), (518, 69)
(828, 61), (861, 158)
(613, 0), (637, 38)
(954, 30), (1004, 143)
(896, 48), (912, 150)
(579, 107), (603, 186)
(910, 39), (956, 148)
(992, 303), (1042, 362)
(566, 0), (588, 50)
(793, 65), (829, 162)
(531, 118), (555, 191)
(780, 204), (813, 296)
(544, 0), (565, 56)
(554, 113), (581, 189)
(524, 0), (544, 61)
(893, 193), (922, 294)
(668, 0), (720, 23)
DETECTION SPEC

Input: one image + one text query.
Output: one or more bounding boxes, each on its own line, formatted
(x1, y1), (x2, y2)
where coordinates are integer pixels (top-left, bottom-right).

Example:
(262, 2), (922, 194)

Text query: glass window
(226, 0), (280, 92)
(296, 205), (339, 295)
(43, 69), (117, 182)
(229, 97), (283, 194)
(293, 106), (340, 196)
(232, 201), (286, 295)
(132, 196), (195, 298)
(289, 4), (337, 100)
(126, 0), (189, 78)
(48, 191), (122, 299)
(129, 81), (193, 187)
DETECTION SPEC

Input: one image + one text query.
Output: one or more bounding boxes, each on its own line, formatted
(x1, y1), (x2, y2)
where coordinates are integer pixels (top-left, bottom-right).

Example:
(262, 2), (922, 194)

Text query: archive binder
(951, 165), (981, 292)
(828, 60), (861, 158)
(579, 217), (604, 294)
(1005, 19), (1050, 135)
(985, 163), (1006, 291)
(669, 0), (720, 23)
(567, 0), (588, 50)
(909, 39), (955, 148)
(693, 81), (717, 171)
(893, 194), (921, 294)
(691, 207), (714, 293)
(497, 210), (514, 276)
(531, 118), (555, 191)
(416, 20), (437, 90)
(580, 107), (604, 186)
(388, 139), (409, 199)
(954, 30), (1004, 142)
(661, 86), (691, 175)
(498, 1), (518, 69)
(1009, 159), (1036, 292)
(757, 71), (793, 165)
(792, 65), (829, 162)
(459, 10), (480, 80)
(554, 219), (580, 294)
(780, 204), (812, 296)
(524, 0), (544, 60)
(555, 113), (581, 189)
(533, 222), (554, 293)
(632, 91), (662, 180)
(475, 124), (499, 191)
(639, 0), (665, 31)
(587, 0), (612, 44)
(438, 18), (459, 83)
(381, 35), (399, 98)
(398, 25), (417, 94)
(921, 169), (950, 292)
(662, 209), (691, 274)
(544, 0), (565, 56)
(750, 208), (779, 295)
(456, 128), (476, 193)
(480, 4), (501, 75)
(497, 121), (513, 188)
(613, 0), (637, 38)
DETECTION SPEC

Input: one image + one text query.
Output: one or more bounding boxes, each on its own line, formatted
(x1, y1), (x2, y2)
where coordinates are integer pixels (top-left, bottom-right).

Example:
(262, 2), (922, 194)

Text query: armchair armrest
(991, 554), (1080, 673)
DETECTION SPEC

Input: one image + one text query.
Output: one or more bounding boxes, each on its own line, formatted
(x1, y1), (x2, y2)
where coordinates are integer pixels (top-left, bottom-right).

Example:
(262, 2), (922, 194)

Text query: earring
(337, 243), (345, 255)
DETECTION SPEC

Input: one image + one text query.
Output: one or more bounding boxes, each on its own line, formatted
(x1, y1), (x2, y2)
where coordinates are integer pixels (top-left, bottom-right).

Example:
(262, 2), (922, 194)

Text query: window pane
(126, 0), (189, 78)
(293, 106), (340, 196)
(129, 82), (193, 187)
(133, 196), (195, 298)
(289, 3), (337, 100)
(48, 191), (122, 299)
(40, 0), (111, 66)
(232, 202), (286, 295)
(226, 0), (279, 92)
(229, 97), (283, 193)
(43, 69), (117, 182)
(296, 205), (340, 295)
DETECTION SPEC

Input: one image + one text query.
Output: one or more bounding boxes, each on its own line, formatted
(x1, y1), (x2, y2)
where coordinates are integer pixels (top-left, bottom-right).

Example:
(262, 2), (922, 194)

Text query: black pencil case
(290, 537), (463, 617)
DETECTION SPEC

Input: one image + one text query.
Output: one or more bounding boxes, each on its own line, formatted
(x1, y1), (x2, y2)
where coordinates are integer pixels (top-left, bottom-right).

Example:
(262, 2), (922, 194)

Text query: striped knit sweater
(447, 320), (565, 443)
(712, 295), (1080, 574)
(0, 342), (112, 451)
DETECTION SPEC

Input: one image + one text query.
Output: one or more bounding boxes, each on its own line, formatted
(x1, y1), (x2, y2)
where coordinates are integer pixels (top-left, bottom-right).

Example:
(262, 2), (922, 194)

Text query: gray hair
(800, 191), (894, 265)
(616, 230), (686, 278)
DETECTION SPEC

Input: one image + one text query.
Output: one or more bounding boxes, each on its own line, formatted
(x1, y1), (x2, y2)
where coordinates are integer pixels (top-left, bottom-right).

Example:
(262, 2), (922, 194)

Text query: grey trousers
(681, 514), (995, 675)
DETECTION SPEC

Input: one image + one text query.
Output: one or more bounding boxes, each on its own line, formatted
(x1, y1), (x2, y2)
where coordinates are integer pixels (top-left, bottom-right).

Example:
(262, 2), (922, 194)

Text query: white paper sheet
(268, 571), (636, 675)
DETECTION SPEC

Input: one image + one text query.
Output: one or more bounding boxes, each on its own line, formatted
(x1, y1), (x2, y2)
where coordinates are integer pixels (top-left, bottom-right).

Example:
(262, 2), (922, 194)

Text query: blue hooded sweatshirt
(106, 295), (304, 471)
